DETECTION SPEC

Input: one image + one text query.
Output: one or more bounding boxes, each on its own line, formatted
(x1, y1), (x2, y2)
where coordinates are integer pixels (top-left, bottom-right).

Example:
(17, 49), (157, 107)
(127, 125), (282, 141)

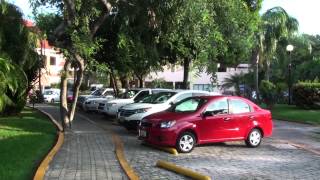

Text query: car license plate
(139, 129), (147, 138)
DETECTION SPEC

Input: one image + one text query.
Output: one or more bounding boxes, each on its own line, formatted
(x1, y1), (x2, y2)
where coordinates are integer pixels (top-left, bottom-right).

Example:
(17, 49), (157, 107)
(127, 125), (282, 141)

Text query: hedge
(292, 82), (320, 109)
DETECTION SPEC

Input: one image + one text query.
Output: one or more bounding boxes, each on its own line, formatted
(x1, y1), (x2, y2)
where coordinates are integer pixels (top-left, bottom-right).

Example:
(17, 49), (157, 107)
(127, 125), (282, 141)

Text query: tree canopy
(0, 1), (40, 114)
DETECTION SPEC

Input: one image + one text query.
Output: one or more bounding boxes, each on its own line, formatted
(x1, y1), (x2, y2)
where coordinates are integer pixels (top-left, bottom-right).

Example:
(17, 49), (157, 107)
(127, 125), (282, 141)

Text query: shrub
(275, 82), (288, 104)
(292, 82), (320, 109)
(149, 78), (173, 89)
(260, 80), (277, 109)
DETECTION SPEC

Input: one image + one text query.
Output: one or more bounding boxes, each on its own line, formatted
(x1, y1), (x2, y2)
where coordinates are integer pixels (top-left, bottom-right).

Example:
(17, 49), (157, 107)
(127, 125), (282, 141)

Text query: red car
(67, 91), (74, 103)
(138, 96), (273, 153)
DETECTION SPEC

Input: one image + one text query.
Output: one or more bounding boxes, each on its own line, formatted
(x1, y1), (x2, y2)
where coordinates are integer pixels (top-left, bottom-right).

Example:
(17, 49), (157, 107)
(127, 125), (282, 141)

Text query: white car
(77, 88), (115, 109)
(98, 88), (170, 116)
(119, 90), (211, 130)
(83, 96), (114, 112)
(43, 89), (60, 103)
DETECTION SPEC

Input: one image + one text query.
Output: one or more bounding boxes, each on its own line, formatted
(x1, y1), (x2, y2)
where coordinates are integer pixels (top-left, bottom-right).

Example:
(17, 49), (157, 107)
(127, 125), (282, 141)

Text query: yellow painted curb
(31, 106), (64, 180)
(112, 134), (140, 180)
(156, 160), (211, 180)
(142, 143), (178, 155)
(34, 132), (64, 180)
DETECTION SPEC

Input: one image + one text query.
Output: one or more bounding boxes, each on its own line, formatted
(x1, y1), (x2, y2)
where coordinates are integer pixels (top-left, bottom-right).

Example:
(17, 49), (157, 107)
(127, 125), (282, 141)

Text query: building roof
(23, 19), (54, 49)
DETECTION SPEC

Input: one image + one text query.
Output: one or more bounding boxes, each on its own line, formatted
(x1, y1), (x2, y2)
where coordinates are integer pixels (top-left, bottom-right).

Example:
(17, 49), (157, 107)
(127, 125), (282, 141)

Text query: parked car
(119, 90), (211, 130)
(77, 88), (114, 109)
(98, 88), (170, 116)
(43, 89), (60, 103)
(89, 84), (103, 93)
(67, 90), (74, 103)
(83, 96), (114, 112)
(138, 96), (273, 153)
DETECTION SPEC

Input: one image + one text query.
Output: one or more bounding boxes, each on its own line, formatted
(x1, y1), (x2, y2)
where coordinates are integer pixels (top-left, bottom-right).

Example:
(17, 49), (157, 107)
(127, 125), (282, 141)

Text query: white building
(145, 64), (251, 94)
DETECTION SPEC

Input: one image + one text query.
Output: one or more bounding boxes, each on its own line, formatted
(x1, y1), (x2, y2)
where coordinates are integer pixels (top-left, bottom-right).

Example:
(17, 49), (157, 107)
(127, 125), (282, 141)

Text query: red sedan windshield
(169, 97), (207, 113)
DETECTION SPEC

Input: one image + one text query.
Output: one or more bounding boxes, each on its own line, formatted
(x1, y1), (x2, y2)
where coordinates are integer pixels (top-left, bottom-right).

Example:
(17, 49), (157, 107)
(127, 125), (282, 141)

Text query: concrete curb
(274, 139), (320, 156)
(156, 160), (211, 180)
(274, 119), (319, 126)
(31, 106), (64, 180)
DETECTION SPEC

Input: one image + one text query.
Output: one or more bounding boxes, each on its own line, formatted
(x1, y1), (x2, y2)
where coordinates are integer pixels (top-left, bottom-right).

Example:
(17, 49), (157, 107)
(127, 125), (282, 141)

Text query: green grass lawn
(271, 104), (320, 125)
(0, 107), (56, 180)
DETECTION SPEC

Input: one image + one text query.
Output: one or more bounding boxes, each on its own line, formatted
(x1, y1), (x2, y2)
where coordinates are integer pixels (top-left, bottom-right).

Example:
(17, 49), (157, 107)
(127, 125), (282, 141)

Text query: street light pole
(286, 44), (294, 105)
(255, 54), (259, 103)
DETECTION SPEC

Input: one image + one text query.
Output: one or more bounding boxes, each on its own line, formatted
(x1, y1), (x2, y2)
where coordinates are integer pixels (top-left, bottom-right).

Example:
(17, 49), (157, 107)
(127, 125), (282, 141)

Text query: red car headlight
(160, 120), (176, 128)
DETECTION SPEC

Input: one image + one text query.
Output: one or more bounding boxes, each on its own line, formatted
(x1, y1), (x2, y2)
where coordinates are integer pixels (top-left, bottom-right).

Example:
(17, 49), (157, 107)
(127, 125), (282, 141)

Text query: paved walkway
(35, 105), (127, 180)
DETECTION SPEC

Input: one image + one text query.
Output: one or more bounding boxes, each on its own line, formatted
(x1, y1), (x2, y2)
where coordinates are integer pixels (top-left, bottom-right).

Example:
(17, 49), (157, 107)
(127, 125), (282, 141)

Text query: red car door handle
(249, 116), (255, 120)
(224, 117), (231, 121)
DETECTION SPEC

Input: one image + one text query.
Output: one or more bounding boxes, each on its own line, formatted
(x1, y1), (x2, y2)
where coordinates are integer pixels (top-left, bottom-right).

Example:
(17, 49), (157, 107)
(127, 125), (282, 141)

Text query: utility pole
(255, 54), (260, 103)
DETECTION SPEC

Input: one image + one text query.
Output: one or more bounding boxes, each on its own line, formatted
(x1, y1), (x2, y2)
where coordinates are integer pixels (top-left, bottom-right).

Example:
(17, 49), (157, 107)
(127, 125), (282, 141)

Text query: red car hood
(145, 110), (190, 123)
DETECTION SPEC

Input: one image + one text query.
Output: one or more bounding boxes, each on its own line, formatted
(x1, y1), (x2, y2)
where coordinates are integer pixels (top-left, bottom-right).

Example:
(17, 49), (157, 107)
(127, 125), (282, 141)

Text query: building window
(50, 57), (56, 65)
(193, 84), (213, 91)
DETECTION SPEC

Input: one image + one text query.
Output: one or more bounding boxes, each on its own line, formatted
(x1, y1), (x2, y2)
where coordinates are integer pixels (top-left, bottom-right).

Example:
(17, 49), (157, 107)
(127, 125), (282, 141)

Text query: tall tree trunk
(252, 48), (260, 103)
(68, 54), (84, 123)
(138, 75), (144, 88)
(265, 60), (270, 81)
(60, 60), (71, 130)
(120, 75), (129, 89)
(109, 73), (113, 88)
(182, 58), (191, 89)
(110, 68), (118, 96)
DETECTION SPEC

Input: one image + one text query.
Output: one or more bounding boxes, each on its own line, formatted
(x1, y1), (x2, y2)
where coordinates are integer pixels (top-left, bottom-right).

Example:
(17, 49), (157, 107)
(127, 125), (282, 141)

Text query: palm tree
(0, 57), (28, 113)
(260, 7), (299, 81)
(0, 1), (37, 114)
(221, 73), (246, 96)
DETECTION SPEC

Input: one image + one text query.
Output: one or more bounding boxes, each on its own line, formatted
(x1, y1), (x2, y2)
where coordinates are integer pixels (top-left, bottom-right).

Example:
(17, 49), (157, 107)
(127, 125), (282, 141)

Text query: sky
(260, 0), (320, 35)
(9, 0), (320, 35)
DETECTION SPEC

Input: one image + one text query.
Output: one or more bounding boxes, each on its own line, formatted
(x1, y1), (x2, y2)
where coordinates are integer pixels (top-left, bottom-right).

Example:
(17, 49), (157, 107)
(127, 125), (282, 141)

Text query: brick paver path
(35, 105), (127, 180)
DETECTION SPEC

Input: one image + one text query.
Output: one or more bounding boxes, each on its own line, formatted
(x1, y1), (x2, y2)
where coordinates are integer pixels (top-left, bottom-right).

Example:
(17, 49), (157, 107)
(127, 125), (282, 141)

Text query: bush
(260, 80), (277, 109)
(292, 82), (320, 109)
(149, 78), (173, 89)
(275, 82), (288, 104)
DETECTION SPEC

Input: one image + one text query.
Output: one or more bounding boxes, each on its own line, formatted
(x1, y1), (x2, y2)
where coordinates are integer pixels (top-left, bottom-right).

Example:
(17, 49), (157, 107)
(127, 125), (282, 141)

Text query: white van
(43, 89), (60, 103)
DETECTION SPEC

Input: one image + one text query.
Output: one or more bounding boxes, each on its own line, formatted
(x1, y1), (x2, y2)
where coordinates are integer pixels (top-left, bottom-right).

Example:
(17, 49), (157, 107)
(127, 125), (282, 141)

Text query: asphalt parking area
(84, 112), (320, 180)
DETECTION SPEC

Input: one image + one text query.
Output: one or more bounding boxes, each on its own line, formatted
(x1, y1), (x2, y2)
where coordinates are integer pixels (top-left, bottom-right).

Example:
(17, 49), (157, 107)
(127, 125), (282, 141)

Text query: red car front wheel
(176, 132), (196, 153)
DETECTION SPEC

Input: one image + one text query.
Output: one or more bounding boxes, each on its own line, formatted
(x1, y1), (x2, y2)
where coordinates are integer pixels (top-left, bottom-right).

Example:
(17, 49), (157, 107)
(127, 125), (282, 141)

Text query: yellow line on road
(156, 160), (211, 180)
(34, 132), (64, 180)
